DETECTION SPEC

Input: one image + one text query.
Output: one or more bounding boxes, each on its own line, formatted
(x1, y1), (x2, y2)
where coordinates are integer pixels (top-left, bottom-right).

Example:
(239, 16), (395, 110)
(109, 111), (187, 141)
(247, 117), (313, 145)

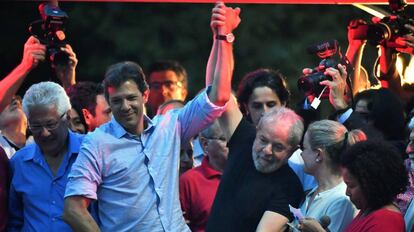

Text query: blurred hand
(20, 36), (46, 71)
(319, 64), (349, 110)
(299, 218), (326, 232)
(395, 24), (414, 54)
(53, 44), (77, 88)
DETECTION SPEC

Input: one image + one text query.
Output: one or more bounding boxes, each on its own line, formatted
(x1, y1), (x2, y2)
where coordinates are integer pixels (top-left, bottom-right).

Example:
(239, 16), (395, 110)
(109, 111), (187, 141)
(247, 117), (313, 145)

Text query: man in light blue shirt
(8, 81), (83, 232)
(63, 60), (232, 230)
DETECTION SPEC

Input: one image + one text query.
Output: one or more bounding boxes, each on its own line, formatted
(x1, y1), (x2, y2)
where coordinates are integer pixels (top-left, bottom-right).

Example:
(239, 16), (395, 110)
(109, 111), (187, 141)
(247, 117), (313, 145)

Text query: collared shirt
(298, 182), (355, 232)
(0, 131), (18, 158)
(179, 156), (222, 232)
(405, 198), (414, 232)
(65, 89), (226, 232)
(7, 131), (84, 232)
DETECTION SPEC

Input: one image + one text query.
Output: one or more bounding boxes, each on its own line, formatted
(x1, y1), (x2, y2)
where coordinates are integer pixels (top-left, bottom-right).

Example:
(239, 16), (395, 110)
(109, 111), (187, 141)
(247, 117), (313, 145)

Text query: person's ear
(243, 103), (249, 115)
(315, 148), (325, 163)
(82, 109), (93, 124)
(199, 136), (209, 153)
(142, 89), (150, 104)
(181, 88), (188, 101)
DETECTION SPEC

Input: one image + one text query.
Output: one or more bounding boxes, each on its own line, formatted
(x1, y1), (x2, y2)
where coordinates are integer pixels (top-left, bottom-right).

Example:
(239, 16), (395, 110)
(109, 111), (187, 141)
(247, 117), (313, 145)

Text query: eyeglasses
(149, 81), (183, 90)
(204, 137), (227, 143)
(29, 113), (66, 133)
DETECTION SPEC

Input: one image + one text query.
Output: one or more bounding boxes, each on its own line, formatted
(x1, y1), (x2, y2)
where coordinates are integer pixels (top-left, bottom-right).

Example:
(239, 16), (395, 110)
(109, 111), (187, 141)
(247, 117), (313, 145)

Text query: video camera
(297, 40), (352, 98)
(29, 2), (69, 66)
(352, 0), (413, 46)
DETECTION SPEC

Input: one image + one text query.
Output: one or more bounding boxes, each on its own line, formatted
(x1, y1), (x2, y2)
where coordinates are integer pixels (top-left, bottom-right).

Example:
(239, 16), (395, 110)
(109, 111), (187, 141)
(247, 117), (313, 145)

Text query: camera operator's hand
(211, 2), (240, 35)
(20, 36), (46, 72)
(395, 24), (414, 55)
(347, 19), (367, 47)
(319, 64), (349, 110)
(53, 44), (77, 89)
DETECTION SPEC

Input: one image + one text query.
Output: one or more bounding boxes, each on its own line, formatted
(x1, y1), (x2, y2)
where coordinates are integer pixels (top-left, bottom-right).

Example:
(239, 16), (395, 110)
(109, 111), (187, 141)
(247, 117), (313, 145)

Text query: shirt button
(52, 181), (56, 185)
(52, 200), (56, 205)
(52, 218), (56, 221)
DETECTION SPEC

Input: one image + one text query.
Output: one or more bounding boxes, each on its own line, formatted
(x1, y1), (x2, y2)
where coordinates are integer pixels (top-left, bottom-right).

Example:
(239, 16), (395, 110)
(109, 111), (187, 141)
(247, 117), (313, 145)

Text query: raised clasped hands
(211, 2), (241, 35)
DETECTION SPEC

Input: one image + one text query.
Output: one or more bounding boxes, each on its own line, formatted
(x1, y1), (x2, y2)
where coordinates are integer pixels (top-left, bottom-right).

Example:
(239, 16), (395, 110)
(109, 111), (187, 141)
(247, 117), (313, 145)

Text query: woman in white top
(298, 120), (366, 232)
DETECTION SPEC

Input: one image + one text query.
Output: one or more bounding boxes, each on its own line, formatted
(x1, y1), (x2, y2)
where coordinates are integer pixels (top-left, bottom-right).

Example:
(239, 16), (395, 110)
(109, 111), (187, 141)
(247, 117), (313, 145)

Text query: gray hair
(22, 81), (71, 119)
(200, 120), (223, 139)
(307, 119), (367, 167)
(257, 106), (304, 148)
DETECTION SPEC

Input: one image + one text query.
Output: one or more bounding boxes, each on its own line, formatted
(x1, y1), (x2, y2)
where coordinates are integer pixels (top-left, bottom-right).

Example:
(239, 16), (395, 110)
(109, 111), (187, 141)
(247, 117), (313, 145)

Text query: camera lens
(367, 23), (391, 45)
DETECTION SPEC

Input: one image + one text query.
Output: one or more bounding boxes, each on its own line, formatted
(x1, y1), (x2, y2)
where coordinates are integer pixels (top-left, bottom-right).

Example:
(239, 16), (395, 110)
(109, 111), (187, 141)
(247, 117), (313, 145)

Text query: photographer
(0, 35), (78, 160)
(0, 36), (77, 114)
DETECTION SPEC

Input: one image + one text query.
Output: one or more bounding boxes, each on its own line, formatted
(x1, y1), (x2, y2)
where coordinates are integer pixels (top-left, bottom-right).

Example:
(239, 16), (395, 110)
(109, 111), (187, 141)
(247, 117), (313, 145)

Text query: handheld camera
(29, 2), (69, 66)
(352, 0), (413, 47)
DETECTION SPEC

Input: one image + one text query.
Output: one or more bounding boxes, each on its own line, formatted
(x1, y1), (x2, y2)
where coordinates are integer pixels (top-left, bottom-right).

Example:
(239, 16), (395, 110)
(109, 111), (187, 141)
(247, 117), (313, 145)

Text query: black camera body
(29, 3), (69, 66)
(298, 58), (337, 97)
(297, 40), (350, 98)
(352, 0), (413, 46)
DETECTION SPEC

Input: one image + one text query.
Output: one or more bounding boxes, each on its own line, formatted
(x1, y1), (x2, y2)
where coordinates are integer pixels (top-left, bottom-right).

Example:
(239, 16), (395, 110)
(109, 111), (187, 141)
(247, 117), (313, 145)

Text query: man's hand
(53, 44), (77, 88)
(395, 24), (414, 54)
(299, 218), (326, 232)
(319, 64), (349, 110)
(210, 2), (240, 35)
(20, 36), (46, 72)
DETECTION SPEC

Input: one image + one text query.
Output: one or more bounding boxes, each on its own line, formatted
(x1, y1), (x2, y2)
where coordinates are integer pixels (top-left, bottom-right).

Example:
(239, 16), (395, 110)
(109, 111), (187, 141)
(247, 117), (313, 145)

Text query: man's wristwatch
(215, 33), (235, 43)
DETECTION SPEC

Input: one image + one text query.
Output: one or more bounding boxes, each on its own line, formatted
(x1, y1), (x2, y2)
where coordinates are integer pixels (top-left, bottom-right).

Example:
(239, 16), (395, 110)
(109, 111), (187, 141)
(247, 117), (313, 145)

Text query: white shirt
(298, 181), (355, 232)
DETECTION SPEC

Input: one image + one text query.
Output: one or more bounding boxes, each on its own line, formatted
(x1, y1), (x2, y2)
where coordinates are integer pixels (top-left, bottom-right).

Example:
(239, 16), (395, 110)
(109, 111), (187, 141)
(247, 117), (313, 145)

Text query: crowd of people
(1, 1), (414, 232)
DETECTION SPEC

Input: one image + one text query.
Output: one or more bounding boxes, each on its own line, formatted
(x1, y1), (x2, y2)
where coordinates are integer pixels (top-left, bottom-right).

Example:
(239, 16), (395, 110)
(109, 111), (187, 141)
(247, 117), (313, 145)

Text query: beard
(252, 149), (278, 174)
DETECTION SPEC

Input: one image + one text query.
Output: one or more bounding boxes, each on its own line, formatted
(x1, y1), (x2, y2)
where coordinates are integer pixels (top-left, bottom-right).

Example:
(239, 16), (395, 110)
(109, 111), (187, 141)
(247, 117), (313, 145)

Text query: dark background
(0, 1), (412, 107)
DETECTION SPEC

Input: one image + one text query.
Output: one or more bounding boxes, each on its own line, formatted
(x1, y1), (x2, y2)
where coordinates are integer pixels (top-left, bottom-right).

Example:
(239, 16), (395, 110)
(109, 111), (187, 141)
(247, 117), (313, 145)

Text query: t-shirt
(344, 208), (405, 232)
(206, 118), (304, 232)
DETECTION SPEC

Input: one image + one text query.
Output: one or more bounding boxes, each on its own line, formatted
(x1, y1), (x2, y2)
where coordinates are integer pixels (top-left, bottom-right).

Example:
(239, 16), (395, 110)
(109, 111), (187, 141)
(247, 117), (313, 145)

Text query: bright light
(402, 56), (414, 85)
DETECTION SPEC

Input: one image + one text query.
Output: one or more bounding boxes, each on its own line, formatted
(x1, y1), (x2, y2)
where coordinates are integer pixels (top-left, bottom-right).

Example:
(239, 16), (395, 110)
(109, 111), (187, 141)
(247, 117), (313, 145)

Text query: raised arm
(207, 2), (240, 107)
(53, 44), (78, 89)
(0, 36), (45, 113)
(63, 196), (100, 232)
(346, 19), (369, 96)
(207, 2), (242, 140)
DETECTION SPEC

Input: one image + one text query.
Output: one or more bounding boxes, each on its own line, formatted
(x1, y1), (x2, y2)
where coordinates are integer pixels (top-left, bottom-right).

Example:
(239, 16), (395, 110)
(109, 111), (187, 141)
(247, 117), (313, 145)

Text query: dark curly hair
(341, 140), (408, 211)
(236, 69), (290, 116)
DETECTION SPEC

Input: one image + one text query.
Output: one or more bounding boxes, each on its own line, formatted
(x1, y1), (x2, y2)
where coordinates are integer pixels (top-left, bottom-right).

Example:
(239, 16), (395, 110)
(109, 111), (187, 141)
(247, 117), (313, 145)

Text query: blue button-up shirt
(65, 89), (226, 232)
(8, 131), (84, 232)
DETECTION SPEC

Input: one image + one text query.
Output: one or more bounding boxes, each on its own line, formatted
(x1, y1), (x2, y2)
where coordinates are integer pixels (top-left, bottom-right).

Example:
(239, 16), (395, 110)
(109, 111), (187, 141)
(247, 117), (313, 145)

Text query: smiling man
(63, 57), (232, 232)
(8, 81), (84, 231)
(207, 107), (305, 232)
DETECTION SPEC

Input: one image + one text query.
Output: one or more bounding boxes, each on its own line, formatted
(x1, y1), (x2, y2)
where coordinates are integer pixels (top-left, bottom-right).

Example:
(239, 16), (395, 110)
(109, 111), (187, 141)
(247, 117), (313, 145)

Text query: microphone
(319, 215), (331, 232)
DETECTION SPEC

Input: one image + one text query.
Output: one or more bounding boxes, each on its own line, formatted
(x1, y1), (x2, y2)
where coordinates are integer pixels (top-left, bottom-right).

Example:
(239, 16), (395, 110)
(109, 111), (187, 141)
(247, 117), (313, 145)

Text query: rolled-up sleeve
(177, 87), (227, 142)
(65, 135), (102, 200)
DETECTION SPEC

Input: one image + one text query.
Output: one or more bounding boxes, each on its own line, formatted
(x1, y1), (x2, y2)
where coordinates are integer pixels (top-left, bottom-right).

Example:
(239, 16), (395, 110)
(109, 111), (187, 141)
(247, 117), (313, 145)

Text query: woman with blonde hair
(298, 120), (366, 232)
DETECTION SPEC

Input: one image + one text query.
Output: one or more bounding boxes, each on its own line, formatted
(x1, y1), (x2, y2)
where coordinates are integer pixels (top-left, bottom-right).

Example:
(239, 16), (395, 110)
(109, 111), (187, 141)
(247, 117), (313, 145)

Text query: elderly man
(63, 6), (237, 229)
(179, 119), (229, 231)
(7, 81), (83, 231)
(207, 107), (305, 232)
